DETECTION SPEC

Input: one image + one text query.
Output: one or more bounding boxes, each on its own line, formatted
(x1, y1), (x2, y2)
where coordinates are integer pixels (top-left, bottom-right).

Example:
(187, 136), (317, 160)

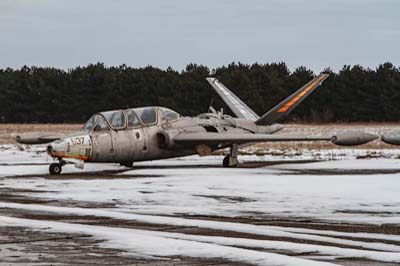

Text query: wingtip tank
(15, 132), (61, 145)
(381, 132), (400, 146)
(331, 132), (378, 146)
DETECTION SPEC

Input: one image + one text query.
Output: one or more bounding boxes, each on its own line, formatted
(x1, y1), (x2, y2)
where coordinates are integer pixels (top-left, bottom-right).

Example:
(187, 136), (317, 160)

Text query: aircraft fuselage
(47, 107), (283, 166)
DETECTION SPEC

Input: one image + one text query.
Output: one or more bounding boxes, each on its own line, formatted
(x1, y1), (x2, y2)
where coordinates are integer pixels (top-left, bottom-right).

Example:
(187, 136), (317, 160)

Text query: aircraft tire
(223, 155), (229, 167)
(222, 155), (231, 168)
(222, 155), (237, 168)
(120, 162), (134, 167)
(49, 163), (62, 175)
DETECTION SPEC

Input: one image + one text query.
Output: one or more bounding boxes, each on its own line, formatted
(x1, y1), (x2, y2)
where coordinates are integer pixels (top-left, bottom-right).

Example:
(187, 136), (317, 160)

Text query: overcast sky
(0, 0), (398, 72)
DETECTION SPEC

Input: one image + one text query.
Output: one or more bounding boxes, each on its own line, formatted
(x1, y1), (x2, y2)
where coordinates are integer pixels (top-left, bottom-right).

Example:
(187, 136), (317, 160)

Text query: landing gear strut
(223, 144), (239, 168)
(49, 159), (66, 175)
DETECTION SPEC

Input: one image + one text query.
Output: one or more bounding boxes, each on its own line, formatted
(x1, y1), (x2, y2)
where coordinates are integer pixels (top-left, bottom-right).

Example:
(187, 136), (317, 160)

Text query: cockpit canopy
(102, 110), (125, 129)
(81, 107), (180, 132)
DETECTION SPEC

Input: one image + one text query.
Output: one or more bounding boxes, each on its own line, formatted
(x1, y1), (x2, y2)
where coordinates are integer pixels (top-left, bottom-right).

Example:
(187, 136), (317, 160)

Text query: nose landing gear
(49, 160), (67, 175)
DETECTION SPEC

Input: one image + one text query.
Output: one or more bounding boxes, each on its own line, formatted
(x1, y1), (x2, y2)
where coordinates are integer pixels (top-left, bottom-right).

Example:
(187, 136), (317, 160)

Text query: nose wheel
(49, 163), (62, 175)
(49, 160), (66, 175)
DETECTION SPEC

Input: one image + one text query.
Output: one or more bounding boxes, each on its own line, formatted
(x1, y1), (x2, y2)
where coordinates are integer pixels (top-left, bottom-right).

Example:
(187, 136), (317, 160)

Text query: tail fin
(206, 77), (259, 121)
(255, 73), (330, 125)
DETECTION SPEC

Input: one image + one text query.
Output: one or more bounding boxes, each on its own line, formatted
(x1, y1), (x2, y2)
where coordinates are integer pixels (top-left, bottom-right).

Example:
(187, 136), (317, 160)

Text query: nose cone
(332, 132), (378, 146)
(47, 140), (68, 157)
(382, 132), (400, 146)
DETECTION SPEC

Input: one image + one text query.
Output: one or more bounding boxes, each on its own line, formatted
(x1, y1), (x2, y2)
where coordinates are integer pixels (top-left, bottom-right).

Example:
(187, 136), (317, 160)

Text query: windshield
(81, 114), (111, 132)
(81, 115), (96, 132)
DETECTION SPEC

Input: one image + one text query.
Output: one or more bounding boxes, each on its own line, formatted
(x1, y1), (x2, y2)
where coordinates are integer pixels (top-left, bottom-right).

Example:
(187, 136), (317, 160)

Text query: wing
(174, 131), (377, 147)
(16, 132), (63, 144)
(174, 132), (330, 146)
(206, 77), (259, 121)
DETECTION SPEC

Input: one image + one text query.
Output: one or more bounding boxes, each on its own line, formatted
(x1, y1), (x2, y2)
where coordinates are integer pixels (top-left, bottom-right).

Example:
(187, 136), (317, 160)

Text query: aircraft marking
(277, 75), (325, 113)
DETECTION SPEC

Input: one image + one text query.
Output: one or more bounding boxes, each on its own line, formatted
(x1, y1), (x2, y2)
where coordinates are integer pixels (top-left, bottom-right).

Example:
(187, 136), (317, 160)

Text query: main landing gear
(49, 159), (66, 175)
(223, 144), (239, 168)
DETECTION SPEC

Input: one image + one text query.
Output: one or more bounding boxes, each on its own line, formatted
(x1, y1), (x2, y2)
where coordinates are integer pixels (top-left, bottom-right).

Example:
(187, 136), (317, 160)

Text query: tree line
(0, 62), (399, 123)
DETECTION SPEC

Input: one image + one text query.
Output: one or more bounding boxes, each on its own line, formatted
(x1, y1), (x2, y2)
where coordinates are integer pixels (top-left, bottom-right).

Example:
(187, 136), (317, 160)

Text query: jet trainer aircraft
(16, 73), (377, 174)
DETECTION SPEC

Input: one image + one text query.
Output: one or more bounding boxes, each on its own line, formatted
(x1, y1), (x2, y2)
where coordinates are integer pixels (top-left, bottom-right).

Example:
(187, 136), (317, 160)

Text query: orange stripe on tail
(277, 76), (324, 113)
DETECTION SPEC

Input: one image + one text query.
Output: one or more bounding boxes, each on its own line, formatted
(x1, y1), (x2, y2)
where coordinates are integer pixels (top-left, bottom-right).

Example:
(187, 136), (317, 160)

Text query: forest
(0, 62), (399, 123)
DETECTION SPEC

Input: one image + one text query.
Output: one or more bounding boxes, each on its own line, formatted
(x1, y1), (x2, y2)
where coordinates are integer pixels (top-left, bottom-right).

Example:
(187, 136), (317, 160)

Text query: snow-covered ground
(1, 144), (400, 266)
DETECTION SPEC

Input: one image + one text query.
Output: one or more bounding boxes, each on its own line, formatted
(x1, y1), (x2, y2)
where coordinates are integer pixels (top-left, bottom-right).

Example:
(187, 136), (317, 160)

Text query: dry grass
(0, 124), (81, 144)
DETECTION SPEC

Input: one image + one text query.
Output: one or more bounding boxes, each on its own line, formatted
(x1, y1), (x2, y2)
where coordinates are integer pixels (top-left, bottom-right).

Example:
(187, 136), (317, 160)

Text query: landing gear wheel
(49, 163), (62, 175)
(120, 162), (134, 167)
(223, 155), (238, 168)
(223, 155), (230, 167)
